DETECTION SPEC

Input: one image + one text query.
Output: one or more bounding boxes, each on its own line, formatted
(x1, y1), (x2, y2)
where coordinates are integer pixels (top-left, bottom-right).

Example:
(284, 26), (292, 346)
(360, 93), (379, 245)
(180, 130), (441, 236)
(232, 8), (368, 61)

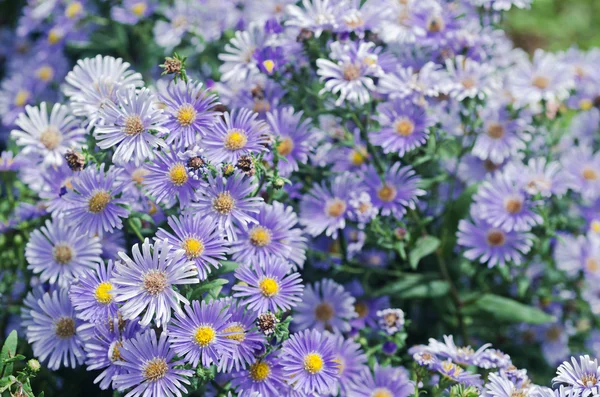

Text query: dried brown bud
(256, 312), (279, 336)
(64, 149), (85, 171)
(296, 28), (314, 42)
(187, 156), (205, 170)
(235, 155), (255, 177)
(162, 58), (182, 75)
(251, 85), (265, 100)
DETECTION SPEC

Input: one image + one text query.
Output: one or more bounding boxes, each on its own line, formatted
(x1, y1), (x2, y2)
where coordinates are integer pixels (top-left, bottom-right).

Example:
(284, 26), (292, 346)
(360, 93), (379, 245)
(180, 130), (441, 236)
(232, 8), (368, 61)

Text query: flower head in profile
(70, 261), (119, 323)
(112, 238), (199, 327)
(553, 355), (600, 397)
(113, 329), (193, 397)
(11, 102), (85, 165)
(95, 87), (167, 166)
(233, 260), (304, 314)
(351, 364), (414, 397)
(280, 328), (340, 394)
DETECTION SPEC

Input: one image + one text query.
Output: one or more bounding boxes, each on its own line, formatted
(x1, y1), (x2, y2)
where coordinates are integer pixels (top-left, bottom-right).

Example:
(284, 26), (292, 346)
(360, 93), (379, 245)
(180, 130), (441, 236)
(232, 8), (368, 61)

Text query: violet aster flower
(433, 359), (482, 386)
(299, 173), (360, 238)
(232, 260), (304, 314)
(25, 219), (102, 288)
(504, 158), (571, 198)
(363, 163), (426, 219)
(426, 335), (491, 366)
(83, 318), (143, 390)
(70, 261), (118, 323)
(377, 308), (406, 335)
(486, 372), (530, 397)
(266, 106), (316, 176)
(562, 147), (600, 202)
(113, 329), (193, 397)
(553, 355), (600, 397)
(111, 0), (156, 25)
(457, 216), (534, 268)
(143, 148), (202, 208)
(25, 289), (86, 370)
(280, 329), (340, 394)
(316, 41), (381, 106)
(192, 170), (263, 241)
(293, 278), (357, 334)
(63, 165), (130, 236)
(64, 55), (144, 126)
(0, 72), (39, 127)
(329, 333), (368, 395)
(371, 98), (431, 157)
(11, 102), (86, 166)
(38, 163), (78, 216)
(203, 108), (270, 165)
(155, 214), (229, 280)
(476, 349), (512, 370)
(444, 55), (499, 101)
(168, 299), (236, 368)
(351, 364), (413, 397)
(230, 201), (307, 269)
(112, 238), (199, 327)
(553, 233), (600, 279)
(231, 355), (288, 396)
(96, 87), (168, 166)
(157, 79), (219, 148)
(472, 173), (543, 232)
(218, 25), (267, 83)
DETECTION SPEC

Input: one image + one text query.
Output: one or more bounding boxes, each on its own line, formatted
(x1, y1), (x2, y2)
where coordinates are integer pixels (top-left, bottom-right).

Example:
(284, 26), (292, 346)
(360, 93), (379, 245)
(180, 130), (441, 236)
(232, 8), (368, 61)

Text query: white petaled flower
(285, 0), (342, 37)
(218, 24), (266, 83)
(553, 355), (600, 397)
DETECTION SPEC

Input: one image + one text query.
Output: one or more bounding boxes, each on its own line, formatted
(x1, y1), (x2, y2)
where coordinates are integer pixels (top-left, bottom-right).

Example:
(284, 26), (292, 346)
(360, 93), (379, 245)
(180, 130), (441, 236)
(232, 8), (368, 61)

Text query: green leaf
(409, 236), (440, 269)
(189, 279), (229, 300)
(0, 330), (18, 377)
(467, 294), (555, 324)
(375, 274), (449, 299)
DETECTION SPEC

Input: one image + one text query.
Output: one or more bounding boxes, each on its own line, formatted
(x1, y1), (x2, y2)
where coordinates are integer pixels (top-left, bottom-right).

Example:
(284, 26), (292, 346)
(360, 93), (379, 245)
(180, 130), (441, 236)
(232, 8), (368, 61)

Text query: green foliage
(0, 331), (40, 397)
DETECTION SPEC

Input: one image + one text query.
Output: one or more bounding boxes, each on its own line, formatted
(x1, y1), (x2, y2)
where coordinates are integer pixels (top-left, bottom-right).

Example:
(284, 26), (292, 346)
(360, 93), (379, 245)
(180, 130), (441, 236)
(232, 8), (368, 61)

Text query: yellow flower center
(131, 168), (148, 184)
(55, 317), (76, 339)
(487, 122), (505, 139)
(504, 197), (522, 214)
(169, 163), (188, 186)
(110, 341), (123, 361)
(124, 115), (144, 136)
(88, 191), (111, 213)
(194, 326), (216, 347)
(259, 277), (280, 297)
(586, 257), (599, 273)
(249, 361), (271, 381)
(177, 104), (197, 127)
(143, 358), (168, 381)
(40, 127), (62, 150)
(315, 302), (334, 322)
(249, 226), (272, 247)
(143, 271), (168, 295)
(355, 301), (369, 319)
(304, 353), (324, 374)
(224, 129), (248, 150)
(182, 237), (204, 258)
(326, 198), (346, 217)
(486, 230), (506, 247)
(395, 118), (415, 136)
(350, 147), (367, 166)
(262, 60), (275, 74)
(582, 167), (598, 181)
(36, 65), (55, 82)
(14, 89), (30, 107)
(343, 64), (361, 81)
(53, 244), (73, 264)
(213, 192), (235, 214)
(277, 137), (294, 156)
(131, 2), (148, 16)
(377, 185), (397, 202)
(581, 374), (598, 387)
(94, 282), (113, 304)
(48, 28), (63, 44)
(591, 220), (600, 234)
(372, 388), (393, 397)
(532, 76), (550, 90)
(580, 99), (594, 111)
(65, 2), (84, 18)
(427, 15), (445, 32)
(223, 324), (246, 342)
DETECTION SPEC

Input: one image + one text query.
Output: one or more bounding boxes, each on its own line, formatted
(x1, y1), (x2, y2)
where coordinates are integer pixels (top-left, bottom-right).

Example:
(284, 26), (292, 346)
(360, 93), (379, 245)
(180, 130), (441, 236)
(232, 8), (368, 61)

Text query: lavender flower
(70, 261), (118, 323)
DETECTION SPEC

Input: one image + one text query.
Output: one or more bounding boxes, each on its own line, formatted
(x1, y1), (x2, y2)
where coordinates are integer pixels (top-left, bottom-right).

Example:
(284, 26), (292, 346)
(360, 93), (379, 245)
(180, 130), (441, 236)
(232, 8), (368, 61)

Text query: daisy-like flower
(316, 41), (381, 106)
(553, 355), (600, 397)
(39, 163), (78, 216)
(300, 173), (360, 238)
(25, 289), (86, 370)
(112, 238), (199, 327)
(351, 364), (414, 397)
(378, 62), (444, 101)
(95, 87), (168, 166)
(157, 79), (219, 148)
(433, 359), (482, 386)
(371, 99), (431, 157)
(111, 0), (157, 25)
(444, 55), (498, 101)
(486, 372), (532, 397)
(472, 173), (543, 232)
(363, 163), (425, 219)
(266, 106), (316, 176)
(218, 25), (267, 83)
(377, 308), (406, 335)
(70, 261), (118, 323)
(63, 165), (130, 236)
(232, 260), (304, 314)
(562, 147), (600, 202)
(231, 355), (288, 396)
(25, 219), (102, 288)
(193, 170), (263, 241)
(505, 158), (571, 198)
(230, 201), (307, 269)
(554, 233), (600, 279)
(64, 55), (144, 125)
(83, 318), (143, 390)
(425, 335), (491, 366)
(11, 102), (86, 166)
(280, 329), (340, 394)
(293, 278), (357, 334)
(329, 333), (368, 395)
(113, 329), (193, 397)
(0, 72), (39, 126)
(168, 299), (236, 368)
(472, 105), (529, 164)
(143, 148), (202, 208)
(285, 0), (342, 37)
(203, 108), (270, 165)
(155, 214), (228, 280)
(457, 216), (534, 268)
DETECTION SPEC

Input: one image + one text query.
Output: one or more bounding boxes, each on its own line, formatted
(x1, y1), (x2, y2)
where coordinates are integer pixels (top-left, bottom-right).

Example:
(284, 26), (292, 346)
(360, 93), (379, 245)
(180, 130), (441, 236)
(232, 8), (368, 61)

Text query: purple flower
(562, 147), (600, 202)
(432, 359), (482, 386)
(111, 0), (157, 25)
(285, 0), (342, 37)
(377, 308), (406, 335)
(505, 158), (571, 198)
(280, 329), (340, 394)
(444, 55), (498, 101)
(254, 46), (286, 75)
(233, 260), (304, 314)
(329, 333), (368, 395)
(351, 364), (413, 397)
(70, 261), (118, 323)
(113, 329), (193, 397)
(231, 355), (288, 396)
(112, 239), (199, 327)
(553, 355), (600, 397)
